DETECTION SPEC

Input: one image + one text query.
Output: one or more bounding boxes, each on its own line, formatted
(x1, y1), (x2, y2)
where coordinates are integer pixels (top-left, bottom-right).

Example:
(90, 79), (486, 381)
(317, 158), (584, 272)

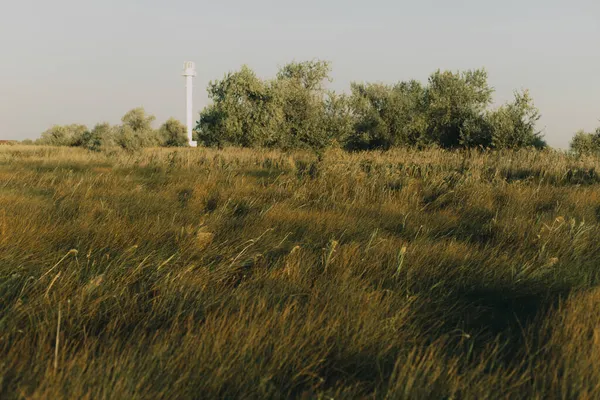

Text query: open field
(2, 145), (600, 399)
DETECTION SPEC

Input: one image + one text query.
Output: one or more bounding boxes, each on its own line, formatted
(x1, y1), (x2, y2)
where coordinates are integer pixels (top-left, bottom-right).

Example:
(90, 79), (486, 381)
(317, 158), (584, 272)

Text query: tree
(347, 83), (397, 150)
(570, 127), (600, 155)
(121, 107), (156, 133)
(272, 60), (334, 149)
(423, 69), (493, 148)
(159, 118), (188, 147)
(276, 60), (331, 91)
(484, 90), (544, 149)
(38, 124), (88, 146)
(197, 66), (279, 148)
(196, 60), (339, 150)
(322, 92), (354, 148)
(77, 123), (115, 152)
(346, 80), (427, 150)
(115, 108), (161, 150)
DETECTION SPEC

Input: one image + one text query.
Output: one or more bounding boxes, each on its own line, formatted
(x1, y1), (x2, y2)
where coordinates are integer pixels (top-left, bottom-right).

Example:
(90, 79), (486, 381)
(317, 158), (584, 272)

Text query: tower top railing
(183, 61), (196, 77)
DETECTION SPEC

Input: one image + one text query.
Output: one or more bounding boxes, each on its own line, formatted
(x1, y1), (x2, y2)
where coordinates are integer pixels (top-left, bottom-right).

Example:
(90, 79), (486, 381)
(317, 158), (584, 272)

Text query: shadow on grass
(486, 166), (600, 186)
(411, 281), (570, 365)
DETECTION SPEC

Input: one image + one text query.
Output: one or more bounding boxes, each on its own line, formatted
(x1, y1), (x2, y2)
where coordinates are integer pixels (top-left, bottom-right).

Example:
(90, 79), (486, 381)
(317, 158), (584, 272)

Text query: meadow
(1, 145), (600, 399)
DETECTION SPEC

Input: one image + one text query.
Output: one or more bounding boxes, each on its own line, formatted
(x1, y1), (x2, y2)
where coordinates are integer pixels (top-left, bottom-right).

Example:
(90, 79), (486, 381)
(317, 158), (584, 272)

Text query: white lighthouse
(182, 61), (197, 147)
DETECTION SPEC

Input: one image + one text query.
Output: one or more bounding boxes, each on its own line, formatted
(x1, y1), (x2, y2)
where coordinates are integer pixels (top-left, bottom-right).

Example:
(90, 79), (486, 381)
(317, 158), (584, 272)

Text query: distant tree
(483, 90), (544, 149)
(34, 63), (547, 153)
(272, 60), (335, 149)
(346, 83), (397, 150)
(197, 65), (279, 148)
(346, 80), (427, 150)
(38, 124), (88, 146)
(276, 60), (331, 91)
(159, 118), (188, 147)
(115, 108), (161, 150)
(78, 123), (114, 152)
(570, 127), (600, 155)
(197, 60), (349, 151)
(423, 69), (493, 148)
(121, 107), (156, 133)
(322, 92), (354, 148)
(345, 70), (543, 151)
(196, 104), (228, 148)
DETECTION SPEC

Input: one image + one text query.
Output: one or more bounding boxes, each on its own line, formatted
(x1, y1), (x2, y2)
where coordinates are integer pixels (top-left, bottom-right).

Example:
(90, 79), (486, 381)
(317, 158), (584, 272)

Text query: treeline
(35, 108), (188, 151)
(196, 60), (546, 150)
(33, 60), (551, 152)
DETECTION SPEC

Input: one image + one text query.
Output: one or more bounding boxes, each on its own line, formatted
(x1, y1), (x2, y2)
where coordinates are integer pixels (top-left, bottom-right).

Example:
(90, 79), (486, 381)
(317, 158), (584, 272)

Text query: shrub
(423, 69), (493, 148)
(78, 123), (113, 152)
(197, 60), (347, 151)
(37, 124), (88, 146)
(484, 90), (544, 149)
(346, 80), (427, 150)
(570, 128), (600, 155)
(159, 118), (188, 147)
(197, 66), (279, 148)
(114, 108), (162, 151)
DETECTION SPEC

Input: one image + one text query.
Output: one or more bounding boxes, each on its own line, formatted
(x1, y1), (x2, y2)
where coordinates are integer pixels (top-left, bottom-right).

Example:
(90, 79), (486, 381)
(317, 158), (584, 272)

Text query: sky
(0, 0), (598, 148)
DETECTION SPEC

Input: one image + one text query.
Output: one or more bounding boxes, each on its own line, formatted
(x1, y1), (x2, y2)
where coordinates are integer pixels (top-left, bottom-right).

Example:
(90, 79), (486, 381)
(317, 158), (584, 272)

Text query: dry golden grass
(2, 145), (600, 398)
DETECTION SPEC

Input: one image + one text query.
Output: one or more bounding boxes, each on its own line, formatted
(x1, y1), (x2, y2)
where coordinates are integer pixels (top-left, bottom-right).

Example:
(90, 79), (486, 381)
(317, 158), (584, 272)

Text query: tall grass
(2, 145), (600, 398)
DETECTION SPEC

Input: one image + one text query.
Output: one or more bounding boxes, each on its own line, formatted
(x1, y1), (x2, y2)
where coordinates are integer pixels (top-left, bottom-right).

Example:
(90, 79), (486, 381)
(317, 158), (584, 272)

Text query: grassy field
(1, 145), (600, 399)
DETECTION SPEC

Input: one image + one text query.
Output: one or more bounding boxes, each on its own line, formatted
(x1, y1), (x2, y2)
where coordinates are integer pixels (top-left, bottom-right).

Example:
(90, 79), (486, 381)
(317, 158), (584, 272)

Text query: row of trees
(37, 108), (188, 151)
(196, 60), (546, 151)
(570, 127), (600, 155)
(35, 60), (549, 152)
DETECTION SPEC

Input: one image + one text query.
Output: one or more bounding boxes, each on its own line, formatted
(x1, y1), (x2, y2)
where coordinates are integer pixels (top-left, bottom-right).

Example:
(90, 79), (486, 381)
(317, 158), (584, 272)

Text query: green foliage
(121, 107), (156, 133)
(197, 60), (348, 151)
(37, 124), (89, 146)
(273, 61), (337, 149)
(79, 123), (113, 152)
(159, 118), (188, 147)
(346, 80), (427, 150)
(484, 90), (544, 149)
(35, 108), (169, 152)
(276, 60), (331, 90)
(322, 92), (354, 148)
(117, 108), (164, 151)
(346, 70), (544, 151)
(35, 62), (546, 152)
(113, 126), (157, 152)
(197, 66), (279, 148)
(570, 127), (600, 155)
(424, 69), (493, 148)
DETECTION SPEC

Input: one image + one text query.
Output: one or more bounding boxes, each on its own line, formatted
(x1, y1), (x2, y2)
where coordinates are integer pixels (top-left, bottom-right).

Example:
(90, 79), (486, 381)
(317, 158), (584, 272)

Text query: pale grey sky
(1, 0), (598, 148)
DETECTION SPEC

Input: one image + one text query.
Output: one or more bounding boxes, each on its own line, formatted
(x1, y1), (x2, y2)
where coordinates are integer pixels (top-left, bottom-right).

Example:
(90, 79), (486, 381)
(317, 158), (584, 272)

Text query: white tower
(182, 61), (197, 147)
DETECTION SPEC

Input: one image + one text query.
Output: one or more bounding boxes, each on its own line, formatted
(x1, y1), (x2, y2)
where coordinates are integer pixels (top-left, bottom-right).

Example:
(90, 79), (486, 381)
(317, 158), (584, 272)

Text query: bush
(483, 90), (545, 149)
(197, 60), (349, 151)
(159, 118), (188, 147)
(37, 124), (88, 146)
(570, 128), (600, 155)
(346, 70), (543, 151)
(78, 123), (113, 152)
(423, 69), (493, 148)
(197, 66), (279, 148)
(346, 80), (427, 150)
(109, 108), (163, 152)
